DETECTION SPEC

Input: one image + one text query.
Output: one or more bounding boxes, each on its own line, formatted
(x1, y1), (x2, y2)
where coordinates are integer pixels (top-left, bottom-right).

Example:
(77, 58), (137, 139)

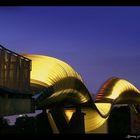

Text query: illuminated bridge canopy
(23, 54), (140, 133)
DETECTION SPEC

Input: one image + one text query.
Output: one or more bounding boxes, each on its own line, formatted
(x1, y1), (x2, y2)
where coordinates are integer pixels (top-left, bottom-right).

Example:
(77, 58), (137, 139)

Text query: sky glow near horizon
(0, 6), (140, 97)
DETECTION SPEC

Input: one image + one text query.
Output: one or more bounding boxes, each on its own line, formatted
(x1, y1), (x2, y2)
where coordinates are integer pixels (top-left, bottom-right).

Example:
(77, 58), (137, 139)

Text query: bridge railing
(0, 45), (31, 93)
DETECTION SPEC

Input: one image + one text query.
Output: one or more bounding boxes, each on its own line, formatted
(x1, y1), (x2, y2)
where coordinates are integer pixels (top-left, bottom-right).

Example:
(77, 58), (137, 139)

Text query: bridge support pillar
(67, 106), (85, 133)
(49, 106), (85, 133)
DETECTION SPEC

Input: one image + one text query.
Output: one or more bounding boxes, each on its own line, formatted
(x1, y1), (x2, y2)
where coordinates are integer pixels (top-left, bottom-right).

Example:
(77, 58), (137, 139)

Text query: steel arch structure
(23, 54), (140, 133)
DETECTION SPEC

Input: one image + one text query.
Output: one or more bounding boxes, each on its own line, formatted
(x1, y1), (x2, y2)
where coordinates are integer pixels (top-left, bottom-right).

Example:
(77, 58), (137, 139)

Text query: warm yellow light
(105, 79), (140, 99)
(82, 107), (108, 132)
(64, 109), (75, 122)
(21, 54), (140, 133)
(23, 54), (83, 87)
(95, 103), (112, 116)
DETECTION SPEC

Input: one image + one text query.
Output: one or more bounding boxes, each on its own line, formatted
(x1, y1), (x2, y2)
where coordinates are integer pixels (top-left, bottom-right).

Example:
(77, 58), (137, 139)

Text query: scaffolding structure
(0, 45), (31, 93)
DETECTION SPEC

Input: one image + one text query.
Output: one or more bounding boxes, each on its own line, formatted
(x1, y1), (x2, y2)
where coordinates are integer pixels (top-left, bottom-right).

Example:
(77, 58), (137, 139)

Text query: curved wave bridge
(23, 54), (140, 133)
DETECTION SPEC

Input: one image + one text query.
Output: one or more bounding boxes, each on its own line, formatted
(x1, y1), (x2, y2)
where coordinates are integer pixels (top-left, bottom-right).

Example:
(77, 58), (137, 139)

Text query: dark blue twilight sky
(0, 6), (140, 97)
